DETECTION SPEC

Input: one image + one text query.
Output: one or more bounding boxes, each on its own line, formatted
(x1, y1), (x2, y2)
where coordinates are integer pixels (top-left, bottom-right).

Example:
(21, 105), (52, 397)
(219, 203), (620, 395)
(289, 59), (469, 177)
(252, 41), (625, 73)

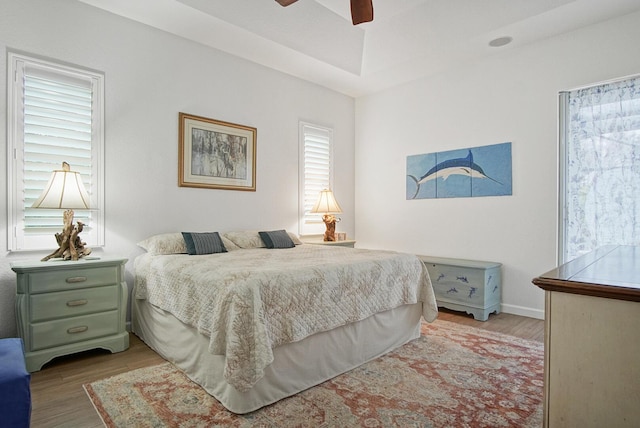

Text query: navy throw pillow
(182, 232), (227, 255)
(259, 230), (295, 249)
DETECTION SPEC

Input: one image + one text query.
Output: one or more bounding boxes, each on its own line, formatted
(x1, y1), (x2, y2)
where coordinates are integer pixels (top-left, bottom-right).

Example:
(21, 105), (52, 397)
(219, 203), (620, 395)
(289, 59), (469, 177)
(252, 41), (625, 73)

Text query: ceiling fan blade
(351, 0), (373, 25)
(275, 0), (298, 6)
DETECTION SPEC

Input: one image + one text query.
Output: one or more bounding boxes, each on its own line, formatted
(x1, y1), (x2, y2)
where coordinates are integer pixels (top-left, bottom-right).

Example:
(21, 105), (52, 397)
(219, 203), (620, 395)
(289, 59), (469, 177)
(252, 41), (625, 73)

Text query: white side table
(302, 237), (356, 248)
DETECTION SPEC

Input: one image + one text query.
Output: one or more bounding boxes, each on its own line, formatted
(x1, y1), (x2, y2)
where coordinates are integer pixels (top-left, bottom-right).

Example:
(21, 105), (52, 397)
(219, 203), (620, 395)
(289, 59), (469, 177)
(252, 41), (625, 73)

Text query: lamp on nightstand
(310, 189), (342, 242)
(32, 162), (92, 261)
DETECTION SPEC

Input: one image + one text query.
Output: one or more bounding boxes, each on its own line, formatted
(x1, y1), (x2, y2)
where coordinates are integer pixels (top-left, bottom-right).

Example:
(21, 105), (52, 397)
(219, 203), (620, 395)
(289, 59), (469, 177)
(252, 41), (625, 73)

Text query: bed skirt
(132, 297), (423, 414)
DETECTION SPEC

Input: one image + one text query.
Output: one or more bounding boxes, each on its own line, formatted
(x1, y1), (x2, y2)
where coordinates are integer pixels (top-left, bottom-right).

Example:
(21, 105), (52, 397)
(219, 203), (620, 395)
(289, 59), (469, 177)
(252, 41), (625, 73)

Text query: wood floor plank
(29, 310), (543, 427)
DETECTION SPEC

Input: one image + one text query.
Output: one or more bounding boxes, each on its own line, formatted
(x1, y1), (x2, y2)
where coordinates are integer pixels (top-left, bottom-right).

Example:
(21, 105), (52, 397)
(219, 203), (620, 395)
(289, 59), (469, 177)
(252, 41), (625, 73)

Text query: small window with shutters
(298, 121), (334, 235)
(7, 51), (104, 251)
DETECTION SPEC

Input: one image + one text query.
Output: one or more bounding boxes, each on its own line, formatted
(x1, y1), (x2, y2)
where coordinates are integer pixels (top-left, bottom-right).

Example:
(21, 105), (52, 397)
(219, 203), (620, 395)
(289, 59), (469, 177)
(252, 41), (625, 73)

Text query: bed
(132, 231), (438, 414)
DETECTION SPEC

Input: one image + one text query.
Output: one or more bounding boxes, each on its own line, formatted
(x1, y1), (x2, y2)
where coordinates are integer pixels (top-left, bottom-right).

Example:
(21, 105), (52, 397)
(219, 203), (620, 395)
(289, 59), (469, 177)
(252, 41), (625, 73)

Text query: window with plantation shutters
(299, 122), (334, 235)
(7, 52), (104, 251)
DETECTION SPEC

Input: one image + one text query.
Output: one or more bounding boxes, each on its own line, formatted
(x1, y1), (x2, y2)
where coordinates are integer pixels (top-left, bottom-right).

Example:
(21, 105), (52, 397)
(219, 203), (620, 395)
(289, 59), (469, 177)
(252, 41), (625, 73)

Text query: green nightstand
(11, 257), (129, 372)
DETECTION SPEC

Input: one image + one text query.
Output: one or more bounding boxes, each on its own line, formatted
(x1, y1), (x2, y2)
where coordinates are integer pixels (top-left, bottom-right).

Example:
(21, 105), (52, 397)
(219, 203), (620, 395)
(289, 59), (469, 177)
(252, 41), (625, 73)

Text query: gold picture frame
(178, 112), (256, 191)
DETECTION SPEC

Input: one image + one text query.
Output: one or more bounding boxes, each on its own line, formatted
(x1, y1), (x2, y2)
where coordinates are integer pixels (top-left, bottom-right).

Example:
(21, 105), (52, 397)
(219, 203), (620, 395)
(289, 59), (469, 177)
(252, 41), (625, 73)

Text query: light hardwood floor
(29, 309), (543, 427)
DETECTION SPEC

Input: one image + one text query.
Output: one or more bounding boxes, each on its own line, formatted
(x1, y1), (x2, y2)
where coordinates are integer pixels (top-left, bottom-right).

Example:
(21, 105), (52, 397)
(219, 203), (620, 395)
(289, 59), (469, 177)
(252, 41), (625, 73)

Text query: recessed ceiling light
(489, 36), (513, 48)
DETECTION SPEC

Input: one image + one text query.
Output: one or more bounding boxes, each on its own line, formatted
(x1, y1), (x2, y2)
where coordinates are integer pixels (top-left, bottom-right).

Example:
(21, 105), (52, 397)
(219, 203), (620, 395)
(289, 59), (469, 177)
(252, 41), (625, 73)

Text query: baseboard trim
(502, 304), (545, 320)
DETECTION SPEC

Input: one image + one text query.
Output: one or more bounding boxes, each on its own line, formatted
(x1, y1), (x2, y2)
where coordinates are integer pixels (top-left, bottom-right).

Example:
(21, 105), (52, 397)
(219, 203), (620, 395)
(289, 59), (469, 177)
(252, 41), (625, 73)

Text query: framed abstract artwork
(179, 112), (256, 191)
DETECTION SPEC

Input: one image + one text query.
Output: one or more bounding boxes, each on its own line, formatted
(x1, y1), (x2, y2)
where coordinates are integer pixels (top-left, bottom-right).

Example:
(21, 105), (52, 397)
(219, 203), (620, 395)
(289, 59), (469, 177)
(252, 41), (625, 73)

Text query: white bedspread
(135, 245), (438, 392)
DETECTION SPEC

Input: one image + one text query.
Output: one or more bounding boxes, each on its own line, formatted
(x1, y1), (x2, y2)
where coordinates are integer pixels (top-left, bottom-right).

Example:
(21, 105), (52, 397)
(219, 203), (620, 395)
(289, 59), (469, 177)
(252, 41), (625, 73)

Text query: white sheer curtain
(560, 76), (640, 263)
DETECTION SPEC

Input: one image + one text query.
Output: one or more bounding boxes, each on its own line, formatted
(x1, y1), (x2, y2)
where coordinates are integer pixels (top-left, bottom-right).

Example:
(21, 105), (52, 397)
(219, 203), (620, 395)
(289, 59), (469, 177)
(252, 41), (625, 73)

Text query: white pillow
(223, 230), (265, 249)
(224, 230), (303, 248)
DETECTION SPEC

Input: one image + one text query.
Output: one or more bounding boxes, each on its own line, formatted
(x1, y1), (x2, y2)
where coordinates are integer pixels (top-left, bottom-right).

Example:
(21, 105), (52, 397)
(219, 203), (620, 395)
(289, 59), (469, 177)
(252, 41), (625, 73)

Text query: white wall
(2, 2), (639, 337)
(0, 0), (355, 337)
(355, 11), (640, 319)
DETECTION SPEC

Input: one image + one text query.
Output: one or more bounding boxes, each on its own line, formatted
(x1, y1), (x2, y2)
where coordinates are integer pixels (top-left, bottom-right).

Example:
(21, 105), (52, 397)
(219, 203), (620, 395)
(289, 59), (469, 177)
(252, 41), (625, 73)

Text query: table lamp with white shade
(310, 189), (342, 241)
(32, 162), (92, 261)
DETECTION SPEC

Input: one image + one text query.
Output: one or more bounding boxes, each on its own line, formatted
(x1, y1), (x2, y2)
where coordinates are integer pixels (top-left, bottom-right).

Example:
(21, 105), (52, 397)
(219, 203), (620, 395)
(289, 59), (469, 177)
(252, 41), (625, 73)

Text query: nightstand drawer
(30, 310), (120, 351)
(28, 266), (119, 294)
(30, 285), (119, 322)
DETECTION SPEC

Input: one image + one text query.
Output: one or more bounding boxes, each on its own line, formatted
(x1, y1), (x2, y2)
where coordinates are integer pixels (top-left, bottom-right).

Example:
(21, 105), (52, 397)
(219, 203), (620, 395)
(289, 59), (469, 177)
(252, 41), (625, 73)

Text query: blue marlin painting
(406, 142), (512, 199)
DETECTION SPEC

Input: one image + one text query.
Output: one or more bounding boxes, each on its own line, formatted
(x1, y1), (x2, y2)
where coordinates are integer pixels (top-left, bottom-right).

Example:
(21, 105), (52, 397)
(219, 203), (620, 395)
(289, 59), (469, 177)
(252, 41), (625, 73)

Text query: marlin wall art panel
(406, 142), (512, 199)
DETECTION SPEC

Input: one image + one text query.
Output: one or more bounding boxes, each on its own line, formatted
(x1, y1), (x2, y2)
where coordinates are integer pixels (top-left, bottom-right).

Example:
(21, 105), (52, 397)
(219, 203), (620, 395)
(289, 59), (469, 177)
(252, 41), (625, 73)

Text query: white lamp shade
(31, 163), (90, 209)
(310, 189), (342, 214)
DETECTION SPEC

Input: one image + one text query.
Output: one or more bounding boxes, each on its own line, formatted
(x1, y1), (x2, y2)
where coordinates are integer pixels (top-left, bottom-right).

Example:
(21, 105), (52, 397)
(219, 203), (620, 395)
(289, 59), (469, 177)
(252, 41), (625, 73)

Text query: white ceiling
(78, 0), (640, 97)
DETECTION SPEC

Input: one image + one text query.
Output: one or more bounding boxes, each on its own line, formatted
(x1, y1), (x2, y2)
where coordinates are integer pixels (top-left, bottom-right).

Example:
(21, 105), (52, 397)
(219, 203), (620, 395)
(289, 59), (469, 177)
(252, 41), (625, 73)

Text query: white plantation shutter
(299, 122), (333, 235)
(7, 52), (104, 251)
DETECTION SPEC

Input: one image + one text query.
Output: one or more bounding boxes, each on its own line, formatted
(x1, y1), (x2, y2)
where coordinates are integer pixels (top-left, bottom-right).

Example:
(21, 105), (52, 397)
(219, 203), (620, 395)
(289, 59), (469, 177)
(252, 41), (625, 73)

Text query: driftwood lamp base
(322, 214), (339, 242)
(41, 209), (92, 261)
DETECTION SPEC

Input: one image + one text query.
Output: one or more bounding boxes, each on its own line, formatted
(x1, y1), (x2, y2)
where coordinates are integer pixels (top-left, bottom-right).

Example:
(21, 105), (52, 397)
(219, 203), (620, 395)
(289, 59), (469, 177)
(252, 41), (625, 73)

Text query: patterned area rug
(84, 319), (543, 427)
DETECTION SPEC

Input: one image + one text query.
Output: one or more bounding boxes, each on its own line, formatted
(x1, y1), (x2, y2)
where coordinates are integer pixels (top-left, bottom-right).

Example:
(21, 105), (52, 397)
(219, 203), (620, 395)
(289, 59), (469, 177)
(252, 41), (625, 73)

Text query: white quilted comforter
(135, 245), (438, 392)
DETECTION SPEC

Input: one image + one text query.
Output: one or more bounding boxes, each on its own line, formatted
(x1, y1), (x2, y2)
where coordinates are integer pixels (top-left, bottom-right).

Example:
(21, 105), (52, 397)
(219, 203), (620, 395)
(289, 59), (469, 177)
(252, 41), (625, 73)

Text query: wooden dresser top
(532, 245), (640, 302)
